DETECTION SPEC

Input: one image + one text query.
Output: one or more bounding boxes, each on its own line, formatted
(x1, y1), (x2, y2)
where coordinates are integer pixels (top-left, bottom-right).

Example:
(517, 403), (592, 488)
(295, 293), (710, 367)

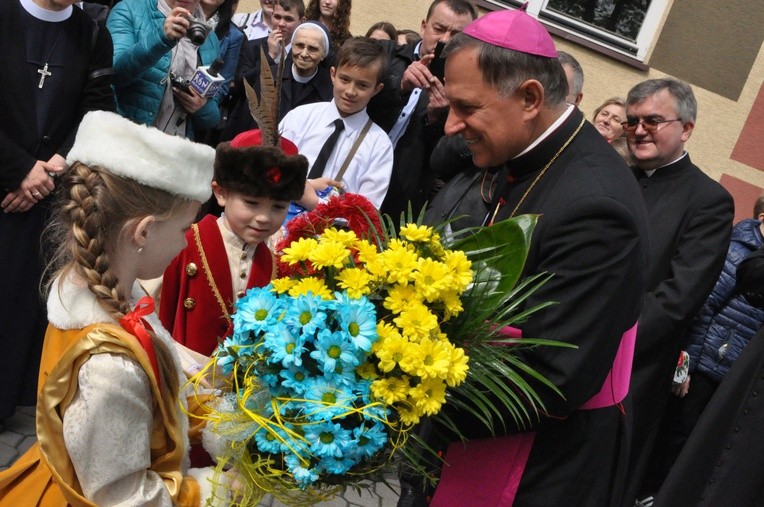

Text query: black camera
(185, 16), (210, 46)
(169, 72), (191, 94)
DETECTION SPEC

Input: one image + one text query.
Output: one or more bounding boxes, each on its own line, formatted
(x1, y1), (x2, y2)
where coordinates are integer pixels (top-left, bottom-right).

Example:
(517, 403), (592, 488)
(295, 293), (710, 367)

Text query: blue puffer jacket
(106, 0), (221, 139)
(685, 218), (764, 382)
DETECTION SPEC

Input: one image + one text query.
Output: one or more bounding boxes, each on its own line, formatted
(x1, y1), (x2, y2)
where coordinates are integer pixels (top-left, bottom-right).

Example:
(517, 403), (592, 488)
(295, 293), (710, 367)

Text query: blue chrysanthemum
(348, 422), (388, 459)
(233, 286), (284, 335)
(304, 378), (356, 421)
(309, 328), (359, 374)
(285, 453), (319, 489)
(215, 333), (256, 375)
(318, 454), (356, 475)
(253, 427), (283, 454)
(305, 421), (352, 458)
(280, 365), (312, 394)
(264, 322), (306, 368)
(284, 294), (329, 336)
(334, 292), (378, 352)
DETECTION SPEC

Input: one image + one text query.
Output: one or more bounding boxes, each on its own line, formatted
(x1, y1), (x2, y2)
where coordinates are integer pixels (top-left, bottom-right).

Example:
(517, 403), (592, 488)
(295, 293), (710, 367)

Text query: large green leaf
(451, 215), (538, 302)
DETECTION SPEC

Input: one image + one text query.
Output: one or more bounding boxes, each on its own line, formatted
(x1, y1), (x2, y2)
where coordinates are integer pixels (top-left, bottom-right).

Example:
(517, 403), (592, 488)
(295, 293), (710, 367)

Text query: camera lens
(186, 20), (208, 46)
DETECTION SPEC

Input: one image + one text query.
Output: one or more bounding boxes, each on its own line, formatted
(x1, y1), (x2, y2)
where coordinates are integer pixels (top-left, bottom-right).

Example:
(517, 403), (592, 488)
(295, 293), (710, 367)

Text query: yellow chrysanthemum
(379, 246), (419, 286)
(354, 239), (379, 264)
(355, 362), (379, 380)
(372, 321), (400, 353)
(270, 277), (296, 294)
(280, 237), (319, 265)
(441, 289), (464, 319)
(445, 345), (469, 387)
(412, 258), (452, 302)
(407, 337), (451, 380)
(399, 224), (433, 243)
(375, 333), (412, 373)
(287, 277), (333, 300)
(383, 284), (424, 315)
(387, 238), (414, 252)
(364, 255), (387, 283)
(371, 376), (411, 405)
(335, 267), (373, 298)
(322, 227), (357, 247)
(428, 239), (445, 259)
(444, 250), (473, 292)
(394, 304), (439, 342)
(308, 239), (350, 269)
(397, 406), (420, 426)
(409, 377), (447, 416)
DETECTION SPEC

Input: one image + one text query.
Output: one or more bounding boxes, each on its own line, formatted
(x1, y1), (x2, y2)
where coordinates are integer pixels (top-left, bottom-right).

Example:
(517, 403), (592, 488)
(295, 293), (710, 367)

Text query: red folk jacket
(159, 214), (275, 355)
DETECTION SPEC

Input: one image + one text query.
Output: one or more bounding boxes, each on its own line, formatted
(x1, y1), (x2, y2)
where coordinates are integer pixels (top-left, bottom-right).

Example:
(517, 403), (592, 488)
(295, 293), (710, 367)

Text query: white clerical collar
(513, 104), (575, 159)
(20, 0), (73, 21)
(292, 64), (317, 83)
(644, 151), (688, 177)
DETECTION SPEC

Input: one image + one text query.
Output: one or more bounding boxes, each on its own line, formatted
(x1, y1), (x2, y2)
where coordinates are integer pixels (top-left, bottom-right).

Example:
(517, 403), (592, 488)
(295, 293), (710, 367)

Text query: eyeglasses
(621, 117), (681, 133)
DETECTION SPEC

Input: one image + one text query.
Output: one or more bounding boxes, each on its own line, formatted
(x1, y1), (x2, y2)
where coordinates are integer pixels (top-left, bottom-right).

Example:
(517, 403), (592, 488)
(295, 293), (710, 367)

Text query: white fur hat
(66, 111), (215, 202)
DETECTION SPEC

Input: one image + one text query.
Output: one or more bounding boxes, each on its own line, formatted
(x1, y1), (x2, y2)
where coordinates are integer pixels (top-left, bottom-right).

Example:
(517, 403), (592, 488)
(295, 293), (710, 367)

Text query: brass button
(183, 297), (196, 310)
(236, 290), (246, 299)
(239, 271), (247, 279)
(240, 253), (247, 261)
(185, 262), (198, 277)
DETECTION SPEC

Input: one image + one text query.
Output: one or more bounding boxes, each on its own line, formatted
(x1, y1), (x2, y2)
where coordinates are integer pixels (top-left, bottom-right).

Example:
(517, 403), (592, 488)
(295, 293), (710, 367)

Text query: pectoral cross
(37, 63), (52, 89)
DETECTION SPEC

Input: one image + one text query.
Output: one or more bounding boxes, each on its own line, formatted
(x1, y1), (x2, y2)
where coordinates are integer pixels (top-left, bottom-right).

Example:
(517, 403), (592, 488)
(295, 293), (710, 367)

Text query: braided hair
(45, 162), (190, 400)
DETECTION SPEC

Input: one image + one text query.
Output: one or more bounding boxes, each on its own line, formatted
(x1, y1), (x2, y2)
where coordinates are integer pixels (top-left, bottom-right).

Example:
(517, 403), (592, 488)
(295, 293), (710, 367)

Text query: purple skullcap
(463, 3), (558, 58)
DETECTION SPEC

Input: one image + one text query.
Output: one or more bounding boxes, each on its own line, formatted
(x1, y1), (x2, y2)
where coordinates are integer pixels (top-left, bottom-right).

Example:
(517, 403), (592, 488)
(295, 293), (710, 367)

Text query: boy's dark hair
(214, 143), (308, 202)
(277, 0), (306, 18)
(335, 36), (388, 84)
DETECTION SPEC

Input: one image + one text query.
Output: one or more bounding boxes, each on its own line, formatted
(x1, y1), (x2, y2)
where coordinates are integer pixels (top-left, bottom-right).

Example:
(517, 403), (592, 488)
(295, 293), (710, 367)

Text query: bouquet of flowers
(196, 194), (562, 505)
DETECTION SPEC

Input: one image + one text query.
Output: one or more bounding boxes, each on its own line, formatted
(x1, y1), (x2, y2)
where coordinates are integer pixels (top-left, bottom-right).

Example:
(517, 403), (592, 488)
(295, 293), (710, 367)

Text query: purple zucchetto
(463, 3), (558, 58)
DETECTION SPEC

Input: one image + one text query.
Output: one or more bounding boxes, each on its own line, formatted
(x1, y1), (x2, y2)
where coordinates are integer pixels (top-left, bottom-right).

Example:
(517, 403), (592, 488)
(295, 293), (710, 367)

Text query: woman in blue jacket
(107, 0), (221, 139)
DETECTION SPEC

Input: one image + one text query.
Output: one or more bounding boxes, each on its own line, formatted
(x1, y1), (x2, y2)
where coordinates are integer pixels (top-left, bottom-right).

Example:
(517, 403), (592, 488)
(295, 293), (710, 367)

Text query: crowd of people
(0, 0), (761, 505)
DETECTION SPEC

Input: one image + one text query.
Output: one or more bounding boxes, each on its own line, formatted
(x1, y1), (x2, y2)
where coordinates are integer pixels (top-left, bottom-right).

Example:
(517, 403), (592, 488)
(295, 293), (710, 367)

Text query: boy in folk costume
(159, 130), (308, 355)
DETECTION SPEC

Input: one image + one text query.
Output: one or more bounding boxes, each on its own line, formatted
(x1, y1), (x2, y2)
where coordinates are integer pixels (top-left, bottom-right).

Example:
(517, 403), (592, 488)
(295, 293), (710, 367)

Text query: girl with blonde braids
(0, 111), (237, 506)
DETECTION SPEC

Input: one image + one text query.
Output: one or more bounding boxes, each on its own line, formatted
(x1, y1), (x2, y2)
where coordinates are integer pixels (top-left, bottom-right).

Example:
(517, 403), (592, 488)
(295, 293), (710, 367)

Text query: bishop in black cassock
(415, 8), (650, 507)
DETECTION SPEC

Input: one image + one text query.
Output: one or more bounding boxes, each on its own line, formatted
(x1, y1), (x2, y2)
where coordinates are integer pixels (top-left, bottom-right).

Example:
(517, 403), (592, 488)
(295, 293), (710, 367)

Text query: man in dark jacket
(410, 8), (650, 506)
(640, 213), (764, 499)
(622, 78), (735, 506)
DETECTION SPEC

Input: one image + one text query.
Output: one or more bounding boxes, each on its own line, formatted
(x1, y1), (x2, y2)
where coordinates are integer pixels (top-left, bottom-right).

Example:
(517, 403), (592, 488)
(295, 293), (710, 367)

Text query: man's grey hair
(444, 32), (568, 106)
(626, 78), (697, 123)
(558, 50), (584, 97)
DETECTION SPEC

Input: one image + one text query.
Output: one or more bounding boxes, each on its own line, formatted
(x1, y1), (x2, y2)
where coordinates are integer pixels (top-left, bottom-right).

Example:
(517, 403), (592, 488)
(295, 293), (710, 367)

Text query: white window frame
(482, 0), (670, 63)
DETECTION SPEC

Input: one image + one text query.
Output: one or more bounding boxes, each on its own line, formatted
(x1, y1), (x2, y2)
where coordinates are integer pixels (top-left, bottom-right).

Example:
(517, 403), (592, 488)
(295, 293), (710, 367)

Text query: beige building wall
(235, 0), (764, 191)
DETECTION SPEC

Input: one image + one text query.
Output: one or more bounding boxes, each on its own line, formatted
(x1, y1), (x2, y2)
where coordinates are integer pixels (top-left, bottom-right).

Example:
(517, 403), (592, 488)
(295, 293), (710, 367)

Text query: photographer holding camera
(107, 0), (221, 139)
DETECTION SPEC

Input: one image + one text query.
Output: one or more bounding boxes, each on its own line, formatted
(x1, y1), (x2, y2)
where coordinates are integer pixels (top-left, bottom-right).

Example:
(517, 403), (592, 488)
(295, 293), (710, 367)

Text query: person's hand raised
(163, 7), (191, 41)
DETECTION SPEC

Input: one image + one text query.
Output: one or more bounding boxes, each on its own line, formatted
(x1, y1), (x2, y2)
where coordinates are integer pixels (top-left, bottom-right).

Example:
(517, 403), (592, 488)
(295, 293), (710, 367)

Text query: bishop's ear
(518, 79), (544, 114)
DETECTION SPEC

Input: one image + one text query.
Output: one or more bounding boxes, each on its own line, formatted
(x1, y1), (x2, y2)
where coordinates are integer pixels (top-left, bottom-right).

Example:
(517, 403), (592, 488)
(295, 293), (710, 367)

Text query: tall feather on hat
(214, 44), (308, 202)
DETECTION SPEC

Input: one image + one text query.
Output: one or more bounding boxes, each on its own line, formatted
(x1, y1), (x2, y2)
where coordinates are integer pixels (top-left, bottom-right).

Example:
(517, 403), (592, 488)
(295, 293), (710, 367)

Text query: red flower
(274, 194), (384, 275)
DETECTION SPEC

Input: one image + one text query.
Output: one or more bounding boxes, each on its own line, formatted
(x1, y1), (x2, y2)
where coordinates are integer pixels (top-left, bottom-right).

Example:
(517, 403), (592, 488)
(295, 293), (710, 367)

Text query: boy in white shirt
(279, 37), (394, 208)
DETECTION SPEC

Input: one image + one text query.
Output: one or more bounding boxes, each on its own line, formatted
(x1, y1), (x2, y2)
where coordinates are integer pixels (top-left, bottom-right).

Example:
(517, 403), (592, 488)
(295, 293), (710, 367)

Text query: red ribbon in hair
(119, 296), (161, 389)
